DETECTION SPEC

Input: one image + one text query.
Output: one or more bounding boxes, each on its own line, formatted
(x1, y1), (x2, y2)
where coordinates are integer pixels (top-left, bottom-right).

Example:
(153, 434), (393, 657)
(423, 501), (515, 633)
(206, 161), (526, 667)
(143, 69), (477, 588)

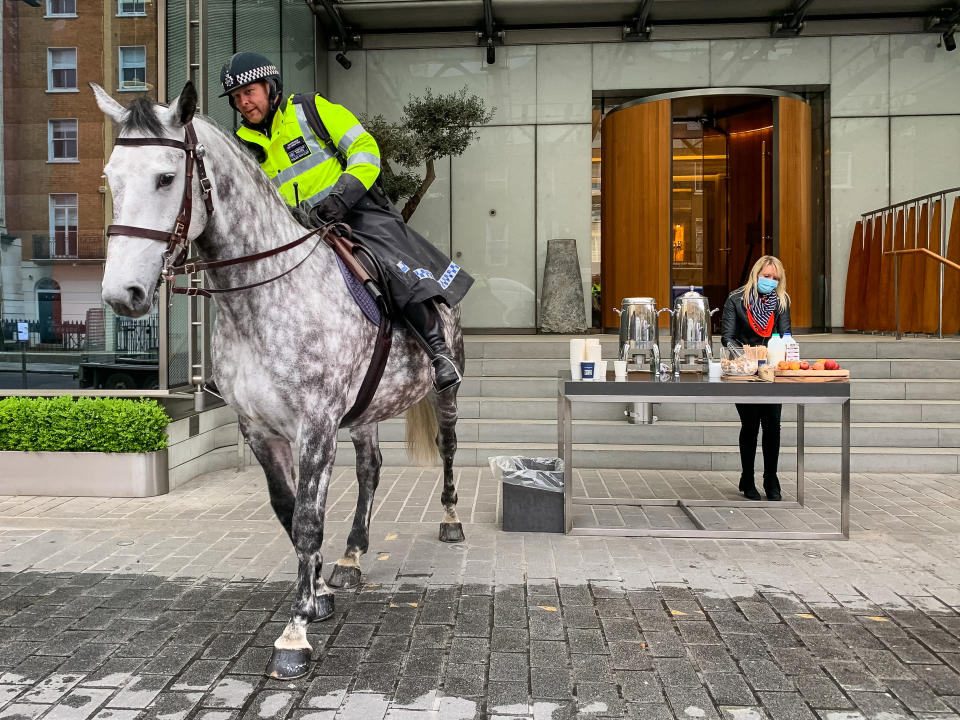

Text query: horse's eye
(157, 173), (176, 188)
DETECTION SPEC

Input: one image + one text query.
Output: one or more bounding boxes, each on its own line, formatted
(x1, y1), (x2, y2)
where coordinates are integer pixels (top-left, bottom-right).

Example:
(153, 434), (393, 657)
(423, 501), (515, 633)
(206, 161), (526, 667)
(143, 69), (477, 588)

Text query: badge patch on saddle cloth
(283, 137), (310, 163)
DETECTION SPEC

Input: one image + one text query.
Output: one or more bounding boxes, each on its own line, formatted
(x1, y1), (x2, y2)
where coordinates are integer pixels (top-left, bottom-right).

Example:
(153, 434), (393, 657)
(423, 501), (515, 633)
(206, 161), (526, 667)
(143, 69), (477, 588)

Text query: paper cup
(580, 361), (595, 380)
(708, 361), (722, 379)
(613, 360), (627, 377)
(569, 338), (586, 364)
(570, 361), (582, 380)
(595, 360), (607, 381)
(586, 345), (602, 364)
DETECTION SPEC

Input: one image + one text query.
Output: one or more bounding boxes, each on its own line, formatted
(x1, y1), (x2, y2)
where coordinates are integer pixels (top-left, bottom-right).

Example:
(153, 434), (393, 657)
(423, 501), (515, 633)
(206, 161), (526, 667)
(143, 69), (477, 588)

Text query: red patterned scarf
(746, 291), (777, 337)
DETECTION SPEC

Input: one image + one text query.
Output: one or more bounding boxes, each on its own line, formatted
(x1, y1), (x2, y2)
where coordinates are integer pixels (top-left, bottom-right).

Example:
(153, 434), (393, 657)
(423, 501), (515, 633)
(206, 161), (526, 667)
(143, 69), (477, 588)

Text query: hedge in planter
(0, 396), (169, 453)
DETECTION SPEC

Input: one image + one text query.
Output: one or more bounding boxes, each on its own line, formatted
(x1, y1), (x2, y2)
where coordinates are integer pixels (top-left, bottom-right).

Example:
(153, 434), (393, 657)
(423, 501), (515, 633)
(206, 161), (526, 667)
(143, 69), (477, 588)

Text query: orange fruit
(789, 361), (801, 371)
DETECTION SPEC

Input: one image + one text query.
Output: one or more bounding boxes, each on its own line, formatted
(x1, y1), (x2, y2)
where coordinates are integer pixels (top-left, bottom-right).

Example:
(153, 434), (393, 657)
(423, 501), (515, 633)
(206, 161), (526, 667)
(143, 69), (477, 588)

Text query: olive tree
(362, 87), (493, 222)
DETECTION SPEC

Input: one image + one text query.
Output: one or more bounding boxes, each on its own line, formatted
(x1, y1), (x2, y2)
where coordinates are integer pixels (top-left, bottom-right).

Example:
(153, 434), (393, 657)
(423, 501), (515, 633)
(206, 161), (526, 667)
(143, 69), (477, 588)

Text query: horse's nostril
(128, 285), (146, 306)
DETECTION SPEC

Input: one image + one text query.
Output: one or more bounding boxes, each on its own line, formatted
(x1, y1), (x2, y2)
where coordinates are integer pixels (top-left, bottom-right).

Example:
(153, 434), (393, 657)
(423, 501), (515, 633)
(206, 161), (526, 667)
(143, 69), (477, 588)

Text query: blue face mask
(757, 277), (779, 294)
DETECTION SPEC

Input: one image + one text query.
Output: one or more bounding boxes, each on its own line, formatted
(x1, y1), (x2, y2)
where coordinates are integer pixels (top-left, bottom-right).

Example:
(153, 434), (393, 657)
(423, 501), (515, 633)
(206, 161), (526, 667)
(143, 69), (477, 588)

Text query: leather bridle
(105, 121), (331, 298)
(107, 122), (215, 278)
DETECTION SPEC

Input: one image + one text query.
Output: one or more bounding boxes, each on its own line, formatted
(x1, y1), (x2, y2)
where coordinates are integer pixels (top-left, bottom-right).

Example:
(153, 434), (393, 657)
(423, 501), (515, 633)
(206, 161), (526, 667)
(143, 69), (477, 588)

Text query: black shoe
(432, 354), (462, 393)
(739, 475), (761, 500)
(764, 477), (782, 501)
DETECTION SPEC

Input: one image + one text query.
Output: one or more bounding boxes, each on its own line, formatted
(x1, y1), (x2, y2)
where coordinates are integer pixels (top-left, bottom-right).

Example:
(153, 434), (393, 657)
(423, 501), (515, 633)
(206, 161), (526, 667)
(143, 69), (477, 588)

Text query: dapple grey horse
(93, 82), (465, 679)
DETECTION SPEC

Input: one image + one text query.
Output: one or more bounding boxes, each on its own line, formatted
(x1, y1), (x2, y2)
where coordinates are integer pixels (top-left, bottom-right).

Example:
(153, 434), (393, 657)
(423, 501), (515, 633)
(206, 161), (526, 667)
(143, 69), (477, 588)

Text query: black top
(721, 287), (792, 348)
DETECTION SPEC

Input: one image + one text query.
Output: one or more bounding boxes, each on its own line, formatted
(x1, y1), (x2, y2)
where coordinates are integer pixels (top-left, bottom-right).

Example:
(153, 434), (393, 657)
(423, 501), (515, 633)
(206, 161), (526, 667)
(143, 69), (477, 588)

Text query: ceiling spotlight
(943, 30), (957, 52)
(335, 52), (352, 70)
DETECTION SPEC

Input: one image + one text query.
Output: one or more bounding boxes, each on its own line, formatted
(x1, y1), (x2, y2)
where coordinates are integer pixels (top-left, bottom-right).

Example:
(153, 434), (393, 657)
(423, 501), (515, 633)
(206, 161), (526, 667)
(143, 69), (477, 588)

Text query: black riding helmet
(219, 52), (282, 112)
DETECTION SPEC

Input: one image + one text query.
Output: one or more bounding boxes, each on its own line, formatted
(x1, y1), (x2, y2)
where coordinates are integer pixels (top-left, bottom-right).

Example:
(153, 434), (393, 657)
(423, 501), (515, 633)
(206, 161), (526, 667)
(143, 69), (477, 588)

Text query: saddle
(323, 230), (394, 427)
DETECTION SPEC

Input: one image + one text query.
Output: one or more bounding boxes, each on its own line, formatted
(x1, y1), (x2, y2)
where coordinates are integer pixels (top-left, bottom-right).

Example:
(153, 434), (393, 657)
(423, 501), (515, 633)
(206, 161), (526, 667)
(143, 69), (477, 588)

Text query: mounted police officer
(219, 52), (472, 392)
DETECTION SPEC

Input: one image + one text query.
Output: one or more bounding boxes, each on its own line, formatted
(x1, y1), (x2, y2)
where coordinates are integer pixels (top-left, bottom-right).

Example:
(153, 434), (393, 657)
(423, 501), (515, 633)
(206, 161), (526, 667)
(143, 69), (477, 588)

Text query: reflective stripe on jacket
(235, 93), (381, 208)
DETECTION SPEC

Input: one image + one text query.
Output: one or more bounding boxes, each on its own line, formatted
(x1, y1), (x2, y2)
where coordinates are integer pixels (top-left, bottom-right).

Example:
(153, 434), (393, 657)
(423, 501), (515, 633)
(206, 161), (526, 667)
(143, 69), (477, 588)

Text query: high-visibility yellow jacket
(235, 93), (381, 211)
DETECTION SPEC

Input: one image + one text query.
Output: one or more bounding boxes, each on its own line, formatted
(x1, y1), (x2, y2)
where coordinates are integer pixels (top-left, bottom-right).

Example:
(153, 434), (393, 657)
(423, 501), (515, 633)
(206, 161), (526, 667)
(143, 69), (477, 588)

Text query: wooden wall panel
(944, 198), (960, 335)
(601, 100), (672, 329)
(776, 97), (812, 328)
(920, 200), (942, 334)
(903, 206), (921, 333)
(843, 220), (865, 331)
(863, 216), (883, 331)
(878, 214), (895, 332)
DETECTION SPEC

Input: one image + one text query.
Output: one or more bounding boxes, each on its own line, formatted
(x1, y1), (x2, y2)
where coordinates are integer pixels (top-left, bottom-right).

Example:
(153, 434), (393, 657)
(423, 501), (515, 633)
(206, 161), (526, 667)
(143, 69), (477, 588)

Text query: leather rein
(106, 121), (334, 298)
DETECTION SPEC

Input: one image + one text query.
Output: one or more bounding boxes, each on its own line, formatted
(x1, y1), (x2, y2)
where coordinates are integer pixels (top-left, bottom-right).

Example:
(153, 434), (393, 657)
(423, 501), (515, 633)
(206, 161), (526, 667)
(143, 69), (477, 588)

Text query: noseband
(106, 122), (214, 275)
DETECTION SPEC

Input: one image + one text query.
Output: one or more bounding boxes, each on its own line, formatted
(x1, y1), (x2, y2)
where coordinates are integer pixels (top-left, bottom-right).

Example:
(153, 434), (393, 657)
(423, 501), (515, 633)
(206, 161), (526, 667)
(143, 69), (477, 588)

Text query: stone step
(337, 418), (960, 448)
(457, 397), (960, 423)
(464, 357), (960, 379)
(332, 440), (960, 474)
(458, 376), (960, 401)
(464, 335), (960, 361)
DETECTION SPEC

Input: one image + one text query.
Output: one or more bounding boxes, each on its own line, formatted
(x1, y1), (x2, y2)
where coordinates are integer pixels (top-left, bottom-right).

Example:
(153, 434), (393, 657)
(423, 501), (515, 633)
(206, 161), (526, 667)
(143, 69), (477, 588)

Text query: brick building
(2, 0), (158, 327)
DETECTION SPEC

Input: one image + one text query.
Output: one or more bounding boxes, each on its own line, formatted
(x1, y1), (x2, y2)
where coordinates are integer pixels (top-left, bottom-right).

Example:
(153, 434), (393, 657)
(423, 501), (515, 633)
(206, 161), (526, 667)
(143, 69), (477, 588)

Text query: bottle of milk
(767, 333), (786, 366)
(784, 334), (800, 363)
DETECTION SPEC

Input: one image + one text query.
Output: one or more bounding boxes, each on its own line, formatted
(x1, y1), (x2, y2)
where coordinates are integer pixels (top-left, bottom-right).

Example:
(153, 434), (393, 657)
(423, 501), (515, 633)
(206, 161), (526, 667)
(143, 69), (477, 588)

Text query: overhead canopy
(306, 0), (958, 43)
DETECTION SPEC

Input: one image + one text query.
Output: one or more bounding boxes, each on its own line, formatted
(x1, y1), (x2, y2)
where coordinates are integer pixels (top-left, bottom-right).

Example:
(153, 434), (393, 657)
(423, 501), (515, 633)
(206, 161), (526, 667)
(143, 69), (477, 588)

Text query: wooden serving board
(774, 369), (850, 382)
(722, 374), (762, 381)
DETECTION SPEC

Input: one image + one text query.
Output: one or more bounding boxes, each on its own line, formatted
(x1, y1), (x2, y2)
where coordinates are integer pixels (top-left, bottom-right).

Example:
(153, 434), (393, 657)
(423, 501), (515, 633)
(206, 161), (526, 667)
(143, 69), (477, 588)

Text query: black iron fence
(1, 316), (158, 354)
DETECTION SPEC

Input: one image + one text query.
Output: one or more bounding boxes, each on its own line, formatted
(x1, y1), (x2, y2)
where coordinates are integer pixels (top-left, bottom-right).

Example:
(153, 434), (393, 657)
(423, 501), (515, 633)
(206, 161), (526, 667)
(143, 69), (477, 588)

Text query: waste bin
(490, 456), (564, 533)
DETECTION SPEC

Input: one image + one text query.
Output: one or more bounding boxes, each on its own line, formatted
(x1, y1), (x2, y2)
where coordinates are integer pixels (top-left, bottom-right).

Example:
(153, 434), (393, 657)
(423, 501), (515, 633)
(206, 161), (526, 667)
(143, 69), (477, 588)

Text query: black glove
(308, 194), (350, 226)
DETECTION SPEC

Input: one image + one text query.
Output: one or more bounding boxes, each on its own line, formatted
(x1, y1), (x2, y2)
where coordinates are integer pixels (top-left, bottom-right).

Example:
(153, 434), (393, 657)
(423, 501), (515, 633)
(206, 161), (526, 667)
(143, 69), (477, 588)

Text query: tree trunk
(401, 158), (435, 223)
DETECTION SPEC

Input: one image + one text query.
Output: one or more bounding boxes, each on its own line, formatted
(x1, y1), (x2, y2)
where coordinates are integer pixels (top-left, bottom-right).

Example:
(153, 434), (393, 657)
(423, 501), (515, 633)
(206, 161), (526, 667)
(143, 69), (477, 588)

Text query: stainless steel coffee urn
(613, 297), (671, 374)
(670, 289), (719, 374)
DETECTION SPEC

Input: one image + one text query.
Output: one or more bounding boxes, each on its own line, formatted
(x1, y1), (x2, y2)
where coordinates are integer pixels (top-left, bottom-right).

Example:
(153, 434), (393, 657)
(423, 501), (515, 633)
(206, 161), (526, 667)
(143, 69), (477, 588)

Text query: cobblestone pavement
(1, 466), (960, 719)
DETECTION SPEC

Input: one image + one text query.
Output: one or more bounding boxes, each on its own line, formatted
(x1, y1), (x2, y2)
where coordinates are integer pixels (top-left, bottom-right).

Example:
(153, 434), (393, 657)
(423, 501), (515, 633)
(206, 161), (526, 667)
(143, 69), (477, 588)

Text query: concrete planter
(0, 449), (168, 497)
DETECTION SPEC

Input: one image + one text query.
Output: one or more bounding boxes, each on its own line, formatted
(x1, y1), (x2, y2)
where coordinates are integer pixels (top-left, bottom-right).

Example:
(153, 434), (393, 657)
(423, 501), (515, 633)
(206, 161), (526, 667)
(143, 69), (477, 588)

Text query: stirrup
(432, 354), (462, 392)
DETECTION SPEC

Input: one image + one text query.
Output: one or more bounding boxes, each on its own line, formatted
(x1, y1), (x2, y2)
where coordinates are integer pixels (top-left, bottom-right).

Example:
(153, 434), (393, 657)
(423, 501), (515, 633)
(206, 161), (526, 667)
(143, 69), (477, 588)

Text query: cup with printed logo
(580, 361), (595, 380)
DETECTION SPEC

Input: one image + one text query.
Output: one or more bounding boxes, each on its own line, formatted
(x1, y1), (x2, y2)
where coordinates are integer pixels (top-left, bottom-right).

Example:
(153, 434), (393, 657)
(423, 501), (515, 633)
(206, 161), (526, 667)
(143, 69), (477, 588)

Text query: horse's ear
(174, 82), (198, 127)
(90, 83), (127, 125)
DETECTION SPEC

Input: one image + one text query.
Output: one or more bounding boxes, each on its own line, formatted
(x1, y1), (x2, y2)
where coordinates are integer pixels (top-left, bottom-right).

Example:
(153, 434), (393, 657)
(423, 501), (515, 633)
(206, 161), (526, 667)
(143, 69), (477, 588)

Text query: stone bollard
(540, 238), (587, 333)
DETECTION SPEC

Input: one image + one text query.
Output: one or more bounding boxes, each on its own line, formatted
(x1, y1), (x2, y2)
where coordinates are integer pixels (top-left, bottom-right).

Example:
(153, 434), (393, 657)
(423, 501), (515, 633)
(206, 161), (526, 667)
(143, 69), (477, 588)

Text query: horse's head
(94, 82), (208, 317)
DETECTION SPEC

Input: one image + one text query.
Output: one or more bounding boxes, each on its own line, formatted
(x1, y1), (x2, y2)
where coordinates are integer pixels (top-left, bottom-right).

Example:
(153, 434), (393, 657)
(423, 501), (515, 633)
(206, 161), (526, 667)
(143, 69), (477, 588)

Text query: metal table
(557, 372), (851, 540)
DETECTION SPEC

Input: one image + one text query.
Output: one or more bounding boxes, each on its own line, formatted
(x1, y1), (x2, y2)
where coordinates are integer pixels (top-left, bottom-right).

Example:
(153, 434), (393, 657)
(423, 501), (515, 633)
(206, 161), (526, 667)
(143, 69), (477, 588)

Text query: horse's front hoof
(328, 563), (362, 589)
(265, 646), (311, 680)
(439, 521), (465, 543)
(313, 592), (335, 622)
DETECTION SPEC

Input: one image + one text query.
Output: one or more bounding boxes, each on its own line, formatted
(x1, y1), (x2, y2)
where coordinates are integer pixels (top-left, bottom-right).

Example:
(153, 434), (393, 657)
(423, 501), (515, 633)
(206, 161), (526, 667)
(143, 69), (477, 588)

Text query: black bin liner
(491, 456), (564, 533)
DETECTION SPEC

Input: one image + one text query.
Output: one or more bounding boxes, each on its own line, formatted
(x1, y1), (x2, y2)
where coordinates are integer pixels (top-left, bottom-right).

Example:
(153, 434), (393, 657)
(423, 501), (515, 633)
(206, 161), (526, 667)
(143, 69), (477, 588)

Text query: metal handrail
(863, 187), (960, 340)
(862, 186), (960, 219)
(884, 247), (960, 340)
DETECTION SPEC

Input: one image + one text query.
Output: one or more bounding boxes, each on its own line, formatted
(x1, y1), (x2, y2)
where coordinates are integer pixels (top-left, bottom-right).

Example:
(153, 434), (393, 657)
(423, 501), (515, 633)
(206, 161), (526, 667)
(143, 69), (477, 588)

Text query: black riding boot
(403, 301), (462, 392)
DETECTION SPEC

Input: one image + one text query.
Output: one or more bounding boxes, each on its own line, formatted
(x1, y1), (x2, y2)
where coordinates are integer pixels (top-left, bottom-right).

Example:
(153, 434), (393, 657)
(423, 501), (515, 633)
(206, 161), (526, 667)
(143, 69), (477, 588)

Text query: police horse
(93, 83), (465, 680)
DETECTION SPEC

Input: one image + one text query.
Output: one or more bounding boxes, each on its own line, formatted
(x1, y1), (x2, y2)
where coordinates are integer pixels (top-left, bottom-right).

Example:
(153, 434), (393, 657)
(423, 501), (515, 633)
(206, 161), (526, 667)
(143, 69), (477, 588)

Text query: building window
(47, 48), (78, 91)
(118, 0), (146, 15)
(118, 46), (147, 91)
(46, 0), (76, 17)
(48, 119), (78, 162)
(49, 194), (78, 258)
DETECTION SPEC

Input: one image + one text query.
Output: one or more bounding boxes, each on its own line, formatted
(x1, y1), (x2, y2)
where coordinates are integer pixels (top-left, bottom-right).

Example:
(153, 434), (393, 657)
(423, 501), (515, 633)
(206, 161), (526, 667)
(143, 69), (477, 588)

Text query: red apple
(824, 359), (840, 370)
(799, 361), (809, 370)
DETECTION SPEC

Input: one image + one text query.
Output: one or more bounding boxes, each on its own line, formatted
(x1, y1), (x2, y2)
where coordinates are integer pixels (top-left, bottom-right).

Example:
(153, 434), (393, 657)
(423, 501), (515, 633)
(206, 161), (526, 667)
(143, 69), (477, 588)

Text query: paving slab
(1, 466), (960, 719)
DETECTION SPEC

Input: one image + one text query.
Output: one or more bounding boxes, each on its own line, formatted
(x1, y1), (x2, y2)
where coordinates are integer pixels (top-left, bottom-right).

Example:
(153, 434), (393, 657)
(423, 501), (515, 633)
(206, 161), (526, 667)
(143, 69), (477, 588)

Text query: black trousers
(735, 403), (782, 482)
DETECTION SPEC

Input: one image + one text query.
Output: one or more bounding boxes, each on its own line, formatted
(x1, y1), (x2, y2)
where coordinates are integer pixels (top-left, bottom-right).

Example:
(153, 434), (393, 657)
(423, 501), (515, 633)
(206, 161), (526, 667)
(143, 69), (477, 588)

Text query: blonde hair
(742, 255), (790, 310)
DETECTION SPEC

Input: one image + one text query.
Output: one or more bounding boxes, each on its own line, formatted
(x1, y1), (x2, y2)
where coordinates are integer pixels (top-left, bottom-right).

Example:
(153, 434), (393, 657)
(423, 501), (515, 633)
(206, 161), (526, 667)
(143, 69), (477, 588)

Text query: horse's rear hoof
(328, 563), (362, 589)
(266, 647), (311, 680)
(439, 521), (465, 543)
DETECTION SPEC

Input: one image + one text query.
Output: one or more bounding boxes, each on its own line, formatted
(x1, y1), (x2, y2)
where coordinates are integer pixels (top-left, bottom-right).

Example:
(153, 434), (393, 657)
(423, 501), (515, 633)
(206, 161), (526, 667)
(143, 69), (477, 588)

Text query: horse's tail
(405, 396), (440, 466)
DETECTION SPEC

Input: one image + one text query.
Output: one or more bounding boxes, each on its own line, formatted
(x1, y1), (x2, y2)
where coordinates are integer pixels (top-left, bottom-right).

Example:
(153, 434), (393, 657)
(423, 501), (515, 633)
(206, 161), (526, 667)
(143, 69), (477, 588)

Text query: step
(465, 357), (960, 379)
(337, 418), (960, 449)
(458, 397), (960, 423)
(464, 335), (960, 361)
(459, 376), (960, 401)
(332, 441), (960, 474)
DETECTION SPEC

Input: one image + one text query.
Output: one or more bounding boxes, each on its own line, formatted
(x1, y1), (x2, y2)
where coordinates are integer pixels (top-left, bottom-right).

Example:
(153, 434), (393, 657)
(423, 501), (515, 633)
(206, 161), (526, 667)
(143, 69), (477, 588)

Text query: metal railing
(863, 185), (960, 340)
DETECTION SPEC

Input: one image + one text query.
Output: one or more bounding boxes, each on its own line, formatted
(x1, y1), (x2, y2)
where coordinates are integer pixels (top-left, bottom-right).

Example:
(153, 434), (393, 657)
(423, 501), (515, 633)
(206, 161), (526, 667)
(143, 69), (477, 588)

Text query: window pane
(49, 0), (75, 15)
(120, 46), (146, 88)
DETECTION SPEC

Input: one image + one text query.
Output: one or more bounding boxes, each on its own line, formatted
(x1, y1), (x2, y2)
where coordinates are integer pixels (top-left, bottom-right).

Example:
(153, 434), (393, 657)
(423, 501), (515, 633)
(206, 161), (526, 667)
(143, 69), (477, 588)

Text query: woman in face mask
(721, 255), (792, 502)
